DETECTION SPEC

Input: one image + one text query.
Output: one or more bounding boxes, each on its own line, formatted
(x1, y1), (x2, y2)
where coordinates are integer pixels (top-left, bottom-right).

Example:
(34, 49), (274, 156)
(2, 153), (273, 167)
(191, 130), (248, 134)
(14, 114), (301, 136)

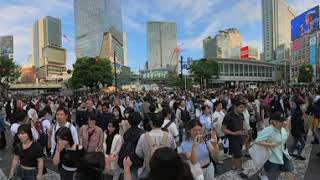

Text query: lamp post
(114, 51), (118, 94)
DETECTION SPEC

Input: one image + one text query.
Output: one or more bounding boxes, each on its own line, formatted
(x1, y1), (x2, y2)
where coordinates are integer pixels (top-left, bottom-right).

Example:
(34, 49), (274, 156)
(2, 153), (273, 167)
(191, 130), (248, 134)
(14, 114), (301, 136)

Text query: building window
(244, 65), (248, 76)
(230, 64), (234, 76)
(249, 65), (253, 76)
(240, 64), (243, 76)
(224, 64), (229, 76)
(235, 64), (239, 76)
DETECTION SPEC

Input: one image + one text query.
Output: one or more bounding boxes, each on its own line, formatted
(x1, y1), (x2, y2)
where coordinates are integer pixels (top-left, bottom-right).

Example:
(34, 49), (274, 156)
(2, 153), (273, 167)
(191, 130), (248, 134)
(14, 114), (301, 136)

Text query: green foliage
(298, 64), (313, 83)
(189, 59), (219, 84)
(118, 66), (133, 87)
(69, 57), (113, 90)
(0, 57), (20, 99)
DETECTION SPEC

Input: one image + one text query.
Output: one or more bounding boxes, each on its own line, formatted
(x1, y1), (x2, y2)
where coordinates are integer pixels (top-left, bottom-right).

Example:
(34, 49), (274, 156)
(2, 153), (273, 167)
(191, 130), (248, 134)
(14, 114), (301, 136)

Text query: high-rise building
(147, 22), (178, 70)
(0, 35), (13, 60)
(203, 28), (242, 59)
(30, 16), (67, 80)
(262, 0), (295, 61)
(74, 0), (126, 66)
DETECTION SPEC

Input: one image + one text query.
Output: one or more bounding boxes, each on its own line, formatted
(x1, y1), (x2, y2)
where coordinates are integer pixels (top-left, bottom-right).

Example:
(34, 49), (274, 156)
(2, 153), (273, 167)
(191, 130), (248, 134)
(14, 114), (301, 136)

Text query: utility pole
(180, 56), (183, 90)
(114, 51), (118, 94)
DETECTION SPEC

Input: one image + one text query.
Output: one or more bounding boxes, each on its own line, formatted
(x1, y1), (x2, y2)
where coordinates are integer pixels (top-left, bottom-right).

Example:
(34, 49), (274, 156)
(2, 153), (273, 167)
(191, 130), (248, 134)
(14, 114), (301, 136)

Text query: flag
(62, 34), (71, 43)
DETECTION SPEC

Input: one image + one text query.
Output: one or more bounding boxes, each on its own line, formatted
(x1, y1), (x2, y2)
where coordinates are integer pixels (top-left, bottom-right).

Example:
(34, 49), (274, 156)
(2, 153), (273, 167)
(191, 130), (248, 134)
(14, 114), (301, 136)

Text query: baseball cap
(270, 111), (286, 122)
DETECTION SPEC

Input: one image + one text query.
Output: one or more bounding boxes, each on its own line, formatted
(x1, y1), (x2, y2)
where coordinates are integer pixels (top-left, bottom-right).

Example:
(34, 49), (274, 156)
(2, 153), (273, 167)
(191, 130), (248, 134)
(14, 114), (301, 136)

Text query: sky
(0, 0), (319, 72)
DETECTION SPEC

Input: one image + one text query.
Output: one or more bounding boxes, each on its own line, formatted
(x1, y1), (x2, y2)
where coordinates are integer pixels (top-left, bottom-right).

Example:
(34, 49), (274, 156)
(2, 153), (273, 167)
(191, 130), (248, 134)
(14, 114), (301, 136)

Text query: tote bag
(249, 143), (270, 168)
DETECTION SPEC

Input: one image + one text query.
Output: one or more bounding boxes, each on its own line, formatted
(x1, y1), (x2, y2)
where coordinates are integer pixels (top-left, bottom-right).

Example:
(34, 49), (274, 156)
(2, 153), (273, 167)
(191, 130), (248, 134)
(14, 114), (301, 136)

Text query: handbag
(249, 143), (270, 168)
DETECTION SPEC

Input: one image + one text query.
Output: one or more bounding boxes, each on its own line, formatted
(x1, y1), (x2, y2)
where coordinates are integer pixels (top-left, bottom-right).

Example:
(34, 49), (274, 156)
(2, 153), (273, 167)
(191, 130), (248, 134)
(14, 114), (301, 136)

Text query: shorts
(312, 117), (319, 129)
(264, 154), (293, 173)
(229, 137), (244, 159)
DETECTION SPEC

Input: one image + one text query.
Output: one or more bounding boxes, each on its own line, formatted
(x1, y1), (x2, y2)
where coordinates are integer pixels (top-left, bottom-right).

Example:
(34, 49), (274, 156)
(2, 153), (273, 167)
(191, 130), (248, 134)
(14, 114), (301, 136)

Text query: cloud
(0, 0), (73, 66)
(181, 0), (261, 51)
(288, 0), (319, 15)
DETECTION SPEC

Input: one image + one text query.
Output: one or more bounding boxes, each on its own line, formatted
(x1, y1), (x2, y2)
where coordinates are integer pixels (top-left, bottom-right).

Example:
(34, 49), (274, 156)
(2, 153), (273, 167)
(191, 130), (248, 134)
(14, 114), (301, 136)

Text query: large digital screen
(291, 6), (319, 41)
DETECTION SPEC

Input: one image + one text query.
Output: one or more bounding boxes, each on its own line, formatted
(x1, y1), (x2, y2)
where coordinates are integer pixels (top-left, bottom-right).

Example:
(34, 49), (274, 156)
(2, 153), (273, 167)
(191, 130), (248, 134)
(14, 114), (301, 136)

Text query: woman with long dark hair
(52, 127), (86, 180)
(181, 120), (219, 180)
(103, 120), (123, 180)
(9, 124), (44, 180)
(123, 147), (194, 180)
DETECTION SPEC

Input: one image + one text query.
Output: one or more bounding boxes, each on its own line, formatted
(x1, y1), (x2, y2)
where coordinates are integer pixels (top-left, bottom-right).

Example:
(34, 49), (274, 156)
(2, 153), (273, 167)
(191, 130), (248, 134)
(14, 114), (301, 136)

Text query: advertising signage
(291, 6), (319, 41)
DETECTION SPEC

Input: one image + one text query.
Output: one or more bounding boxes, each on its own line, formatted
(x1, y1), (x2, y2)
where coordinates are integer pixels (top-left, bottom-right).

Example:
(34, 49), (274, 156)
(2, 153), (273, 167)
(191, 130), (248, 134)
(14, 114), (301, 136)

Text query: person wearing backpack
(50, 106), (79, 156)
(10, 111), (39, 149)
(118, 112), (144, 180)
(176, 99), (191, 143)
(135, 113), (176, 179)
(37, 109), (51, 157)
(161, 107), (179, 143)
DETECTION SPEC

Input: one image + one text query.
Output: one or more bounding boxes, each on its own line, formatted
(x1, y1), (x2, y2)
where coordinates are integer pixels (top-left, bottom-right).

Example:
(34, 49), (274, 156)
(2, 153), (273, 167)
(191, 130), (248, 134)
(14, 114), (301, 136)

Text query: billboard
(0, 36), (13, 59)
(240, 46), (249, 59)
(291, 6), (319, 41)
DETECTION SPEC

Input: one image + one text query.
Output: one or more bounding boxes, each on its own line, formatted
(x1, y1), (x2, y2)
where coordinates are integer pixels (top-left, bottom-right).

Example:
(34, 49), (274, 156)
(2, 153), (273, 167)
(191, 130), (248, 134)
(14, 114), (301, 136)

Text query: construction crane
(169, 43), (184, 72)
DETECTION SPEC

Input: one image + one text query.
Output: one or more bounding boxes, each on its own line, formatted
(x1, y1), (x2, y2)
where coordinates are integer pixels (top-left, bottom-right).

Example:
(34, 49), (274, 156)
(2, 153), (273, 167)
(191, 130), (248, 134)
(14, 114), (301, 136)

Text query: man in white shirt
(136, 113), (176, 178)
(50, 107), (78, 156)
(161, 107), (179, 143)
(212, 101), (225, 138)
(10, 111), (39, 141)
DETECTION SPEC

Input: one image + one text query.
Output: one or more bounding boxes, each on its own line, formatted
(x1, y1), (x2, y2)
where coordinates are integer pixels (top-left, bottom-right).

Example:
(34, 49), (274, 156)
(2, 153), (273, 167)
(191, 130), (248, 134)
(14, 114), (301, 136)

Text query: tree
(189, 59), (219, 88)
(69, 57), (113, 91)
(298, 64), (313, 83)
(118, 66), (133, 87)
(0, 57), (20, 99)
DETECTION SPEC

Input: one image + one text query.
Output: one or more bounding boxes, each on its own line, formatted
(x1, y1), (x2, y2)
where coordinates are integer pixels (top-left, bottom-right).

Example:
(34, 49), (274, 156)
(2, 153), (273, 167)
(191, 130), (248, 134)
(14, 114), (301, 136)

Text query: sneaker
(289, 153), (298, 158)
(295, 156), (306, 161)
(258, 173), (269, 180)
(244, 154), (251, 159)
(311, 140), (319, 145)
(239, 172), (249, 179)
(316, 152), (320, 157)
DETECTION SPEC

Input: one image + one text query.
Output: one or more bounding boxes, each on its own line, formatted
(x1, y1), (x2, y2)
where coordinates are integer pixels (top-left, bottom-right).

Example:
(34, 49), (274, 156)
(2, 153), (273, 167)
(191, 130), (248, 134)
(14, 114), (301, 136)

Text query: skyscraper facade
(262, 0), (295, 61)
(0, 35), (13, 60)
(203, 28), (242, 59)
(147, 22), (178, 70)
(74, 0), (126, 66)
(30, 16), (67, 80)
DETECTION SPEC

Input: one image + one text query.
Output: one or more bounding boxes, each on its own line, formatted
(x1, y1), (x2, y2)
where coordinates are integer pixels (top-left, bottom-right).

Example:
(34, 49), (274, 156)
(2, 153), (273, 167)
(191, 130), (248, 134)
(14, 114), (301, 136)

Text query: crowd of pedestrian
(0, 86), (319, 180)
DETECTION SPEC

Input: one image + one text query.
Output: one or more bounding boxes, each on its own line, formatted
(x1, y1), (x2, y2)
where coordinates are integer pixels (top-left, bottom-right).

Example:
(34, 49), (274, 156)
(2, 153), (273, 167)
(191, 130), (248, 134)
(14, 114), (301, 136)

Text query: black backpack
(118, 127), (144, 169)
(179, 108), (191, 122)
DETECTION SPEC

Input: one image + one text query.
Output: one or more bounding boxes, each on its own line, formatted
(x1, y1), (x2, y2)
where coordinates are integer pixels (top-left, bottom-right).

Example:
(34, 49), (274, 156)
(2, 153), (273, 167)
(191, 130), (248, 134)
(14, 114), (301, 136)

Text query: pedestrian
(103, 120), (123, 180)
(255, 112), (294, 180)
(79, 114), (103, 152)
(124, 147), (194, 180)
(181, 120), (219, 180)
(9, 124), (44, 180)
(135, 113), (176, 178)
(52, 127), (86, 180)
(222, 96), (248, 178)
(50, 106), (79, 156)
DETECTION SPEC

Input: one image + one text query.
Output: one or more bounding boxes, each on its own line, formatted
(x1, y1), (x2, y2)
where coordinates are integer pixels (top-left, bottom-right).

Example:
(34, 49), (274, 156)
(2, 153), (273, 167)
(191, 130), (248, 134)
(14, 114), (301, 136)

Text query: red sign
(240, 46), (249, 59)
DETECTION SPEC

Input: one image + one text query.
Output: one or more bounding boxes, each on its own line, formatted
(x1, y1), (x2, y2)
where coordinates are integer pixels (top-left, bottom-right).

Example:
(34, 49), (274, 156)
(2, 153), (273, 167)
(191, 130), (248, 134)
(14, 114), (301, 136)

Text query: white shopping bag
(249, 144), (270, 168)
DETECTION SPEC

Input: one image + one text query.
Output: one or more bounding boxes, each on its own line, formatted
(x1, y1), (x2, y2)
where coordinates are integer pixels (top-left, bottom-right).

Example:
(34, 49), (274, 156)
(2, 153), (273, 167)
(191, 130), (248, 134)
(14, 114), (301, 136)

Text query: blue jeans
(16, 166), (37, 180)
(289, 136), (306, 155)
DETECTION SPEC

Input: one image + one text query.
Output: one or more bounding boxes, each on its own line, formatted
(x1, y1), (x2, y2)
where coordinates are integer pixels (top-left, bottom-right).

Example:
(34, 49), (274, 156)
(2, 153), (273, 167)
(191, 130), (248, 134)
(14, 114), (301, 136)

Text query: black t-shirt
(222, 110), (244, 139)
(60, 146), (86, 168)
(14, 142), (44, 167)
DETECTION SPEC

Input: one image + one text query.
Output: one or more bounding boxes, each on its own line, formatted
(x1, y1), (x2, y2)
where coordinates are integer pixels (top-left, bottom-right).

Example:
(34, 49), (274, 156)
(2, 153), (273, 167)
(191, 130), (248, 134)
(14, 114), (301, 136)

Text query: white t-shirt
(212, 111), (225, 137)
(162, 119), (179, 142)
(10, 123), (39, 140)
(41, 118), (51, 134)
